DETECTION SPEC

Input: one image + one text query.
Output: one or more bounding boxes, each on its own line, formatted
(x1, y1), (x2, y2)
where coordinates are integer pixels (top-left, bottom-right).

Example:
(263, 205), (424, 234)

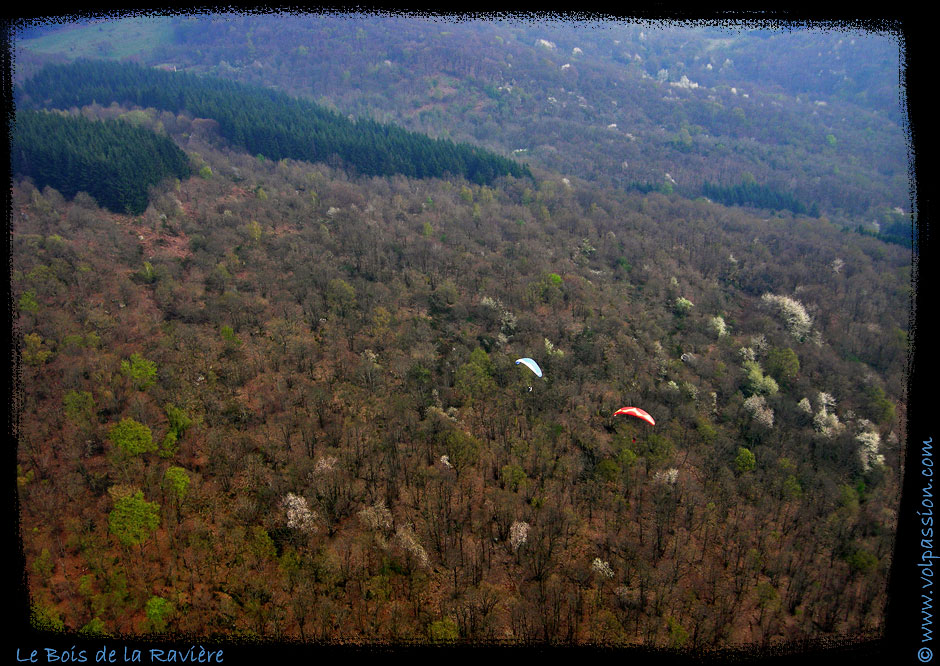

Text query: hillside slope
(11, 13), (910, 648)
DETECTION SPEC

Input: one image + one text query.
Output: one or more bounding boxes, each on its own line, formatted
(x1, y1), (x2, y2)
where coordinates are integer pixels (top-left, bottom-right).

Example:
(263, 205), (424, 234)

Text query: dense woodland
(16, 60), (531, 185)
(111, 14), (907, 224)
(12, 15), (910, 650)
(12, 109), (192, 215)
(701, 180), (813, 218)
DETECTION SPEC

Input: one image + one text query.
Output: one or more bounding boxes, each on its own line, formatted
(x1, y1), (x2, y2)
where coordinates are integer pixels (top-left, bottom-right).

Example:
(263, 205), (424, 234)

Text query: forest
(15, 59), (532, 185)
(12, 109), (192, 215)
(11, 13), (911, 652)
(700, 180), (813, 218)
(106, 14), (907, 224)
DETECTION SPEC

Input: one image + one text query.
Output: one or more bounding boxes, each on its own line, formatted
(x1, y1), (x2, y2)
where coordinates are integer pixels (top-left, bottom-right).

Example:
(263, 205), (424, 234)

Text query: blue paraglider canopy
(515, 357), (543, 378)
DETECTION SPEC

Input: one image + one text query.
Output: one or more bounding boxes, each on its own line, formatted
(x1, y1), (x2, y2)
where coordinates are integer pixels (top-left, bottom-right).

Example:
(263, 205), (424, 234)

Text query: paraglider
(515, 357), (543, 378)
(613, 406), (655, 426)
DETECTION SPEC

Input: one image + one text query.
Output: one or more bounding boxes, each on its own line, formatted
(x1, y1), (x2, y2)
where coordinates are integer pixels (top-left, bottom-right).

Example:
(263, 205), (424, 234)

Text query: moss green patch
(17, 17), (175, 60)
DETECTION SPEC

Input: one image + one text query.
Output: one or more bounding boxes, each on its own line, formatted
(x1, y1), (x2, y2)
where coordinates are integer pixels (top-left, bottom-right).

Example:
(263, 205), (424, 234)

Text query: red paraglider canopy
(613, 406), (656, 426)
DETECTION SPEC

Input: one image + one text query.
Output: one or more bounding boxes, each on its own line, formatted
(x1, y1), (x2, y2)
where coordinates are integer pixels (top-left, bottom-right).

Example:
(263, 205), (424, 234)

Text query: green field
(16, 16), (175, 59)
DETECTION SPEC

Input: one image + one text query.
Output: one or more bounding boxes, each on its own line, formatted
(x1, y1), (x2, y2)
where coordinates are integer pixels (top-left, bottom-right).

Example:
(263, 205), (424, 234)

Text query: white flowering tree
(817, 392), (836, 411)
(653, 468), (679, 485)
(281, 492), (318, 534)
(814, 410), (843, 438)
(314, 455), (338, 474)
(480, 296), (517, 347)
(750, 334), (769, 355)
(761, 293), (813, 341)
(509, 520), (529, 552)
(591, 558), (615, 579)
(857, 430), (885, 471)
(743, 394), (774, 429)
(812, 393), (844, 439)
(394, 524), (430, 569)
(358, 499), (393, 533)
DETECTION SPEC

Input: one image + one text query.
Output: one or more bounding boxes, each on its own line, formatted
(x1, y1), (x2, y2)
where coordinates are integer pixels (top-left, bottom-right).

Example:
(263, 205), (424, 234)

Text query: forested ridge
(12, 15), (909, 651)
(56, 13), (903, 225)
(16, 59), (531, 185)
